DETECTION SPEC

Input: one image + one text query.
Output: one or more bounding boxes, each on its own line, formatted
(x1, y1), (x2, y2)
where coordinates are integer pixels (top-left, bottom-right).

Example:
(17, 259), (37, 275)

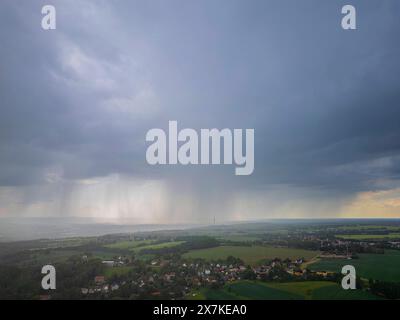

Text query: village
(71, 229), (400, 300)
(77, 254), (337, 299)
(3, 220), (397, 300)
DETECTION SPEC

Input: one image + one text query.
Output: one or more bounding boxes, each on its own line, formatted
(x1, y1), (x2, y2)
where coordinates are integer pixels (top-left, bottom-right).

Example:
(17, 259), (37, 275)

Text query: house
(95, 276), (105, 284)
(102, 260), (115, 267)
(111, 284), (120, 291)
(164, 272), (176, 282)
(316, 271), (327, 277)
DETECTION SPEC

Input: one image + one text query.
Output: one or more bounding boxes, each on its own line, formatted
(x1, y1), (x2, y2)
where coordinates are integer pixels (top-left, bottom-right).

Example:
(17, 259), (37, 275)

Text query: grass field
(132, 241), (185, 253)
(310, 250), (400, 282)
(335, 225), (400, 231)
(91, 250), (120, 260)
(183, 245), (319, 265)
(217, 235), (263, 242)
(336, 233), (400, 240)
(29, 249), (82, 265)
(104, 266), (133, 279)
(266, 281), (332, 299)
(104, 239), (156, 250)
(34, 237), (95, 249)
(311, 284), (380, 300)
(226, 281), (303, 299)
(189, 280), (379, 300)
(104, 240), (185, 253)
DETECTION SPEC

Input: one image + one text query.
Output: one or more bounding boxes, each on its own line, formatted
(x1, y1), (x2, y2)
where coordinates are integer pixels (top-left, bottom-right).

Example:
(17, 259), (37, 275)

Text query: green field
(335, 225), (400, 231)
(311, 284), (381, 300)
(217, 235), (262, 242)
(189, 280), (379, 300)
(310, 250), (400, 282)
(183, 245), (319, 265)
(104, 240), (185, 253)
(104, 239), (156, 250)
(28, 249), (82, 265)
(91, 250), (120, 260)
(336, 233), (400, 240)
(104, 266), (133, 279)
(132, 241), (185, 253)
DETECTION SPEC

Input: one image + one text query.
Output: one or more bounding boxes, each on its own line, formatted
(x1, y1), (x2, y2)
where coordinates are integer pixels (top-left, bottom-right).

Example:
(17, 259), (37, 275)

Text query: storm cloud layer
(0, 0), (400, 223)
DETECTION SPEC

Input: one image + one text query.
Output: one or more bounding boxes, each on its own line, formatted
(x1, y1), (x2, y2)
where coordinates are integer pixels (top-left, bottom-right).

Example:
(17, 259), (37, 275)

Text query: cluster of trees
(139, 236), (219, 256)
(0, 257), (108, 300)
(369, 279), (400, 299)
(287, 240), (321, 251)
(0, 265), (42, 299)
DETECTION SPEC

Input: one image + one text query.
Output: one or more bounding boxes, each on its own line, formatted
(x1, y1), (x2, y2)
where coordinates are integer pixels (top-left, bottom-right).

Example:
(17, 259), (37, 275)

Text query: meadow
(216, 235), (263, 242)
(183, 245), (319, 265)
(103, 239), (185, 253)
(104, 239), (156, 250)
(334, 225), (400, 231)
(310, 250), (400, 282)
(335, 233), (400, 240)
(104, 266), (133, 279)
(131, 241), (185, 253)
(189, 280), (379, 300)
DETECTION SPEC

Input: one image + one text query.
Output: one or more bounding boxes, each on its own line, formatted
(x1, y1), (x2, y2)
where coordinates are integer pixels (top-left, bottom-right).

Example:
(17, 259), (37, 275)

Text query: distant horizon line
(2, 216), (400, 226)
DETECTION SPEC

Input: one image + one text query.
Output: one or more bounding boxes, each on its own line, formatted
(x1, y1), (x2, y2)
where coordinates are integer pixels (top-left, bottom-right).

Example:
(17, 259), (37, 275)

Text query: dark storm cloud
(0, 0), (400, 220)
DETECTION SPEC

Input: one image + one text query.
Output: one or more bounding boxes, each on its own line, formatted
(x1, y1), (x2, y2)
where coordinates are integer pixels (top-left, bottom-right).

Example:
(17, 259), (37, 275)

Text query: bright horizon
(1, 1), (400, 224)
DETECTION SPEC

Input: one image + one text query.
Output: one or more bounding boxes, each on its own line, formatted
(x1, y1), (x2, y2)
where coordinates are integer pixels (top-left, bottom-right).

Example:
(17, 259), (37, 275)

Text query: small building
(111, 284), (120, 291)
(95, 276), (105, 284)
(102, 260), (115, 267)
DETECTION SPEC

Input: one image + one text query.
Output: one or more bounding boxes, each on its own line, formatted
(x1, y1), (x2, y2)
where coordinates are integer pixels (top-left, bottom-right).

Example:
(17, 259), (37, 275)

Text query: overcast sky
(0, 0), (400, 224)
